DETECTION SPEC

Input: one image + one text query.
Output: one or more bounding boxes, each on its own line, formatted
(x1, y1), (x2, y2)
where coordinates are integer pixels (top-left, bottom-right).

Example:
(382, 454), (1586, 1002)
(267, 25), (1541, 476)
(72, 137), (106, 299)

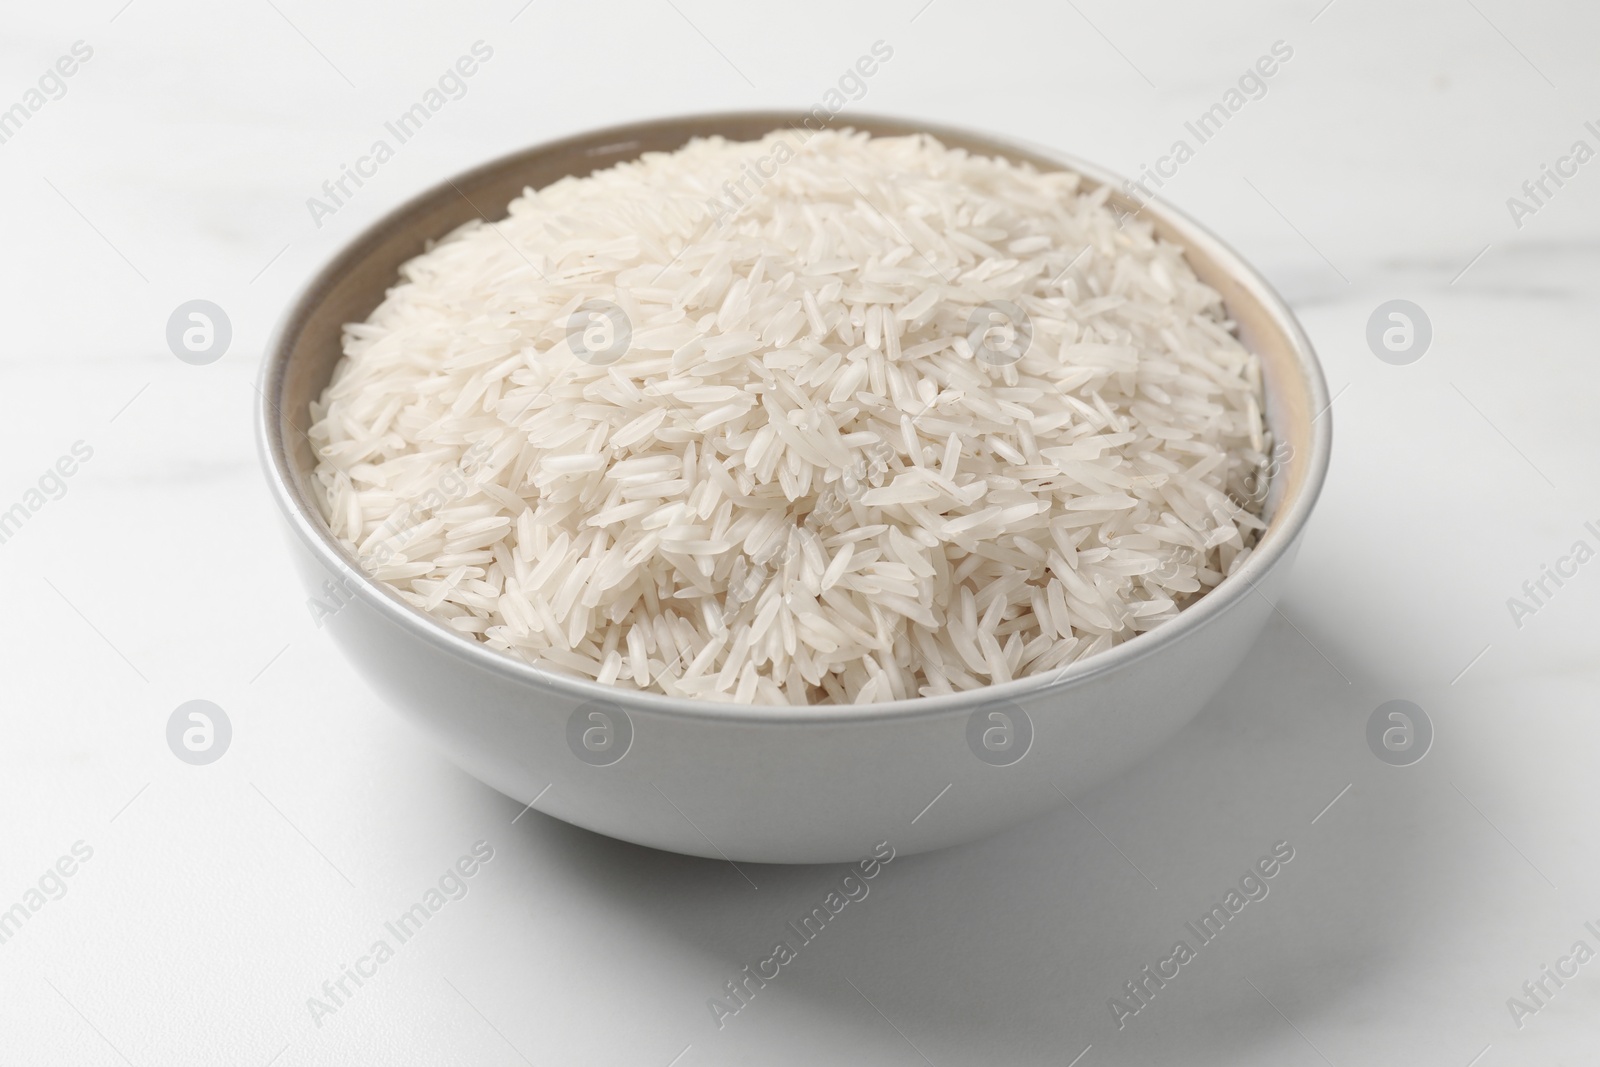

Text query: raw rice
(309, 129), (1272, 705)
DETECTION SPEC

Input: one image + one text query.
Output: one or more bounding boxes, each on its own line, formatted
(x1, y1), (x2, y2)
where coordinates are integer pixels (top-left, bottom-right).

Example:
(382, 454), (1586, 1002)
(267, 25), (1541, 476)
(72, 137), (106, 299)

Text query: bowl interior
(263, 111), (1329, 714)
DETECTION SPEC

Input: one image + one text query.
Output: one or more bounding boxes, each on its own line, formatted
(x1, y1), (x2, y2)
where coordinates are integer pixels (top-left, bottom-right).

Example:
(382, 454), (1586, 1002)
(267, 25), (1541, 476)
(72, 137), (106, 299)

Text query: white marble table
(3, 1), (1597, 1063)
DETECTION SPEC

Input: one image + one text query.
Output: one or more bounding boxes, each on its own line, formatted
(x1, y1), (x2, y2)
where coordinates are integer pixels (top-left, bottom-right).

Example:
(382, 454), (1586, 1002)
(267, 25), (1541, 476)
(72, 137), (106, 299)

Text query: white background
(3, 1), (1598, 1063)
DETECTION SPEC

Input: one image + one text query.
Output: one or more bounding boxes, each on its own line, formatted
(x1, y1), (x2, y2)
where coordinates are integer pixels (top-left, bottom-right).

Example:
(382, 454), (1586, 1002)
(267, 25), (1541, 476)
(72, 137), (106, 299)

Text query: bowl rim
(258, 109), (1332, 726)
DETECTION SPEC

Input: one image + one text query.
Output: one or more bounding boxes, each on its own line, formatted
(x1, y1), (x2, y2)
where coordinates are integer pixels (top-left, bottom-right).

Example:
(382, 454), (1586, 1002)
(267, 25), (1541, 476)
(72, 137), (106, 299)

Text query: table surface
(4, 2), (1598, 1064)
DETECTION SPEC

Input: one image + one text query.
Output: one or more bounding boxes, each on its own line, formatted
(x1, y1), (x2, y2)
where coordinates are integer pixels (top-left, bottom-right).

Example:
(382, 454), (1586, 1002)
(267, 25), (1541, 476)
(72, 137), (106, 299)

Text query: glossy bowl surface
(259, 112), (1331, 863)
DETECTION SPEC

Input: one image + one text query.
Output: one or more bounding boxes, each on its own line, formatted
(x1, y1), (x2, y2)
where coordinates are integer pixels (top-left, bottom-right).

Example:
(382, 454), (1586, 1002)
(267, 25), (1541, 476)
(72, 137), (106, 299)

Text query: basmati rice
(309, 129), (1272, 705)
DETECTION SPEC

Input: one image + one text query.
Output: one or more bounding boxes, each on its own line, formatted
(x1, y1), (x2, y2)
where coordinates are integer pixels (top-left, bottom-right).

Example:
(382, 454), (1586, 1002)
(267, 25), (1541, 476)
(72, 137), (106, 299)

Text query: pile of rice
(309, 129), (1271, 705)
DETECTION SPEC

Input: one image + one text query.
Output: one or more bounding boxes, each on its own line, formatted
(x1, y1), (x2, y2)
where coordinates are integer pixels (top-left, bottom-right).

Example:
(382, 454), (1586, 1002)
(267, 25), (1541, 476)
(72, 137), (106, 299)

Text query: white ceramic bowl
(259, 112), (1331, 864)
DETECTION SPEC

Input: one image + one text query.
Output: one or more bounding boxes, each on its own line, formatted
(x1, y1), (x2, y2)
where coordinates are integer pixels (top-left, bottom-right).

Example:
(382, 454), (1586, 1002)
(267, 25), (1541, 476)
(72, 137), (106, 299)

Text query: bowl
(258, 112), (1330, 864)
